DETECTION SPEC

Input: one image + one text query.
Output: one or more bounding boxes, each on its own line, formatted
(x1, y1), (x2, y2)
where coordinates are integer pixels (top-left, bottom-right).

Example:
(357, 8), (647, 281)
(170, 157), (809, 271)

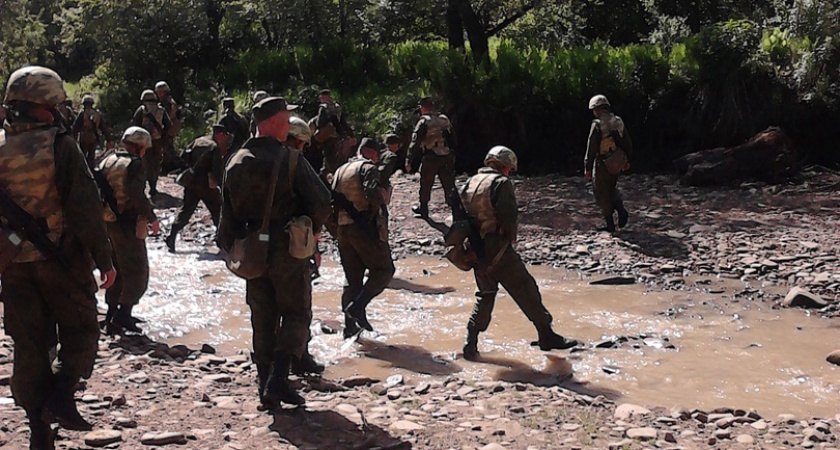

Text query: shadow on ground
(618, 230), (690, 260)
(388, 278), (457, 295)
(271, 408), (411, 450)
(358, 338), (462, 376)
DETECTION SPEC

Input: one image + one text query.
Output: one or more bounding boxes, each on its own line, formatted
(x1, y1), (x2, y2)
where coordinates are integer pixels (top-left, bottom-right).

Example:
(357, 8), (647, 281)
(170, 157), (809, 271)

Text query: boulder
(782, 288), (828, 309)
(826, 350), (840, 366)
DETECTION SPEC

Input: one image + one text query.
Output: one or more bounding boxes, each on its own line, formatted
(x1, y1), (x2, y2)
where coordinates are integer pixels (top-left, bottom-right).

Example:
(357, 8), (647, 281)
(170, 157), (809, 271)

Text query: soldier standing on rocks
(131, 89), (171, 196)
(458, 146), (578, 360)
(72, 94), (111, 168)
(165, 124), (232, 253)
(218, 97), (332, 408)
(98, 126), (160, 333)
(155, 81), (186, 174)
(331, 138), (396, 338)
(406, 97), (456, 218)
(219, 97), (250, 152)
(313, 89), (355, 177)
(0, 66), (116, 449)
(584, 94), (633, 232)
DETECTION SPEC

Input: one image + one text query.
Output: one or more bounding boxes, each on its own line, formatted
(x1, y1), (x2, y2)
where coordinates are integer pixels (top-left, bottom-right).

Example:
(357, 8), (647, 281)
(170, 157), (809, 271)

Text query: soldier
(313, 89), (355, 177)
(0, 66), (116, 449)
(218, 97), (250, 151)
(56, 98), (76, 130)
(249, 90), (269, 137)
(584, 94), (632, 232)
(98, 127), (160, 333)
(155, 81), (186, 174)
(458, 146), (578, 361)
(378, 134), (400, 212)
(406, 97), (456, 218)
(332, 137), (395, 338)
(131, 89), (171, 196)
(218, 97), (332, 408)
(72, 94), (110, 168)
(165, 124), (232, 253)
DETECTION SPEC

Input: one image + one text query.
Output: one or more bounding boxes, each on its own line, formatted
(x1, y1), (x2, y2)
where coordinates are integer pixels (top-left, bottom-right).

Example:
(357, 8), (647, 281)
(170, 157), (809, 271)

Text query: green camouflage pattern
(98, 152), (133, 215)
(332, 159), (371, 226)
(419, 113), (452, 155)
(485, 146), (518, 171)
(0, 126), (65, 262)
(122, 126), (152, 149)
(461, 172), (502, 238)
(4, 66), (67, 106)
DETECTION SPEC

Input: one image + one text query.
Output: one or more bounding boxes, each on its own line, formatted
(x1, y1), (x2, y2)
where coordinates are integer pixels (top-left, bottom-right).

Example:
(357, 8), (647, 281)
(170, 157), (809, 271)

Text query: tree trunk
(446, 0), (465, 50)
(456, 0), (490, 67)
(206, 0), (226, 66)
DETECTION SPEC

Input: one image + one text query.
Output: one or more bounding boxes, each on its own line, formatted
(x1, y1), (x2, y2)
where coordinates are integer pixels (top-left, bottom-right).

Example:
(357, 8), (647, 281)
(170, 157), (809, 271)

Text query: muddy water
(131, 241), (839, 418)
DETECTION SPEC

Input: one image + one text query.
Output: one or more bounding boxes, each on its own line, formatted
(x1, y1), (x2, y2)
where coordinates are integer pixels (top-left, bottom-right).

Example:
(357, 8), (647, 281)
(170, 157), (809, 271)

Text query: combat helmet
(121, 126), (152, 149)
(588, 94), (610, 110)
(141, 90), (156, 102)
(484, 146), (518, 172)
(253, 90), (269, 104)
(82, 94), (95, 105)
(155, 81), (170, 92)
(4, 66), (67, 107)
(288, 116), (313, 143)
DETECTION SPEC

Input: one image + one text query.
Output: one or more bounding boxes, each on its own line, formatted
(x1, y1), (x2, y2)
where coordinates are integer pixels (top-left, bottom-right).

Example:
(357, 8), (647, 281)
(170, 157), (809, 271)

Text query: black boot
(411, 204), (428, 218)
(597, 215), (616, 232)
(111, 305), (142, 333)
(44, 376), (93, 431)
(291, 351), (325, 377)
(344, 289), (375, 332)
(165, 232), (178, 253)
(343, 314), (361, 340)
(535, 324), (579, 351)
(616, 204), (629, 228)
(28, 412), (55, 450)
(462, 330), (480, 361)
(262, 352), (305, 408)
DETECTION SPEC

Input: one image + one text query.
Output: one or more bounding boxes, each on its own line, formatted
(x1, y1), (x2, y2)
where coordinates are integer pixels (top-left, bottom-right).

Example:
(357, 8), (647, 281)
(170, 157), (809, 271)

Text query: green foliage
(0, 0), (47, 82)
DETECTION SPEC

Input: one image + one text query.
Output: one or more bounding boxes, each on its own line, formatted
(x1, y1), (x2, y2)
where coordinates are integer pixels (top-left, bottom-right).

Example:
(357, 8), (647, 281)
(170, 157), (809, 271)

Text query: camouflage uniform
(407, 111), (456, 215)
(0, 67), (113, 441)
(98, 150), (157, 316)
(219, 106), (250, 152)
(167, 135), (226, 249)
(56, 100), (76, 131)
(72, 104), (109, 168)
(584, 111), (633, 231)
(159, 95), (187, 174)
(218, 137), (331, 403)
(332, 156), (395, 337)
(314, 101), (354, 176)
(131, 100), (171, 195)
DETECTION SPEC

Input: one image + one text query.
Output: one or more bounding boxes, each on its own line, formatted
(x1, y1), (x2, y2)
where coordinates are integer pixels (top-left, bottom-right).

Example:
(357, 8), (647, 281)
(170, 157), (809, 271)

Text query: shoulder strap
(288, 148), (299, 197)
(259, 150), (284, 233)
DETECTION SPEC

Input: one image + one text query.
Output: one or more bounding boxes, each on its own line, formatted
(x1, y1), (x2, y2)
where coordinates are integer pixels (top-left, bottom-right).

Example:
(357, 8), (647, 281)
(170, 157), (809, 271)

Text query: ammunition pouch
(445, 243), (477, 271)
(286, 215), (315, 259)
(603, 148), (628, 176)
(444, 220), (471, 246)
(0, 228), (24, 274)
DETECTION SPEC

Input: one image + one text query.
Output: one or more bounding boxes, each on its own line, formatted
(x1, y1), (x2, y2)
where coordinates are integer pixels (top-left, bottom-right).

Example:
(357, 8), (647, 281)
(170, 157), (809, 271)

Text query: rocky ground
(1, 167), (839, 449)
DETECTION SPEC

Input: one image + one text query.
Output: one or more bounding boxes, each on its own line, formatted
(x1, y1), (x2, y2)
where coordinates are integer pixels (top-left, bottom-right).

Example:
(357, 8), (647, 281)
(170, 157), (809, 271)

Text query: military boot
(44, 376), (93, 431)
(165, 232), (178, 253)
(344, 289), (375, 332)
(262, 352), (305, 408)
(411, 203), (428, 218)
(535, 324), (579, 351)
(291, 351), (325, 377)
(462, 330), (480, 361)
(28, 413), (55, 450)
(343, 314), (361, 339)
(597, 215), (616, 233)
(111, 305), (142, 333)
(616, 203), (629, 229)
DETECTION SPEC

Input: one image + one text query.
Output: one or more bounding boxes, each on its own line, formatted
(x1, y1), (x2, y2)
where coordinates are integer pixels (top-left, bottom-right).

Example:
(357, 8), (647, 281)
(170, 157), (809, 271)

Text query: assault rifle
(92, 166), (123, 221)
(331, 189), (379, 239)
(449, 186), (485, 259)
(0, 185), (72, 270)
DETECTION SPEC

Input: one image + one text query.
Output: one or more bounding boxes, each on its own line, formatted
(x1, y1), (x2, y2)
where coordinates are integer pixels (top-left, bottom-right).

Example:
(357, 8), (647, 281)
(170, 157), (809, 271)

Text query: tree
(0, 0), (48, 82)
(446, 0), (544, 65)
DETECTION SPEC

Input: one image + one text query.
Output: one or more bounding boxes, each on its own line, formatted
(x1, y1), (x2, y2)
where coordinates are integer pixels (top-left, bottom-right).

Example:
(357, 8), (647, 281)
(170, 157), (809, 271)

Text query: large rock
(827, 350), (840, 366)
(674, 127), (798, 186)
(140, 432), (188, 446)
(614, 403), (651, 420)
(84, 430), (123, 447)
(626, 427), (658, 441)
(782, 288), (828, 309)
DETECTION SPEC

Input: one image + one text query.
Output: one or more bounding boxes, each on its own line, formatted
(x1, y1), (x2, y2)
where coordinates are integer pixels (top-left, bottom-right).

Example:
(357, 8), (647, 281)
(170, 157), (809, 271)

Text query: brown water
(133, 241), (840, 418)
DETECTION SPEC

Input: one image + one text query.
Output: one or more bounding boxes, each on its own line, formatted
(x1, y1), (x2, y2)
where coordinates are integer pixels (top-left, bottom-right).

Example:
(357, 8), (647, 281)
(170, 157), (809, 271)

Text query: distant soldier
(165, 124), (232, 253)
(155, 81), (186, 174)
(457, 146), (578, 360)
(313, 89), (355, 176)
(131, 89), (171, 196)
(56, 98), (77, 130)
(0, 66), (116, 448)
(331, 138), (395, 338)
(98, 127), (160, 333)
(378, 134), (400, 212)
(218, 97), (250, 151)
(584, 94), (632, 232)
(249, 90), (269, 137)
(406, 97), (456, 218)
(72, 94), (110, 168)
(218, 97), (332, 409)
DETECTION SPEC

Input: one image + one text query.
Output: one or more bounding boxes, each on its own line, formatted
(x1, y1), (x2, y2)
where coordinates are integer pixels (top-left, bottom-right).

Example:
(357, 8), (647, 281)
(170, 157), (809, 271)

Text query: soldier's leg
(345, 227), (395, 331)
(337, 226), (365, 337)
(269, 258), (312, 402)
(203, 189), (223, 227)
(415, 155), (438, 216)
(437, 154), (457, 210)
(463, 260), (499, 360)
(612, 177), (629, 228)
(167, 190), (201, 251)
(109, 221), (149, 332)
(593, 163), (618, 231)
(143, 139), (164, 195)
(80, 141), (97, 169)
(245, 276), (278, 401)
(104, 224), (124, 325)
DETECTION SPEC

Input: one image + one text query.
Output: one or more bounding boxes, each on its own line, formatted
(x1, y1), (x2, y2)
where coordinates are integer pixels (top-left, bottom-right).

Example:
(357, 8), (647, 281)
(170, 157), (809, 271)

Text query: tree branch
(486, 0), (542, 37)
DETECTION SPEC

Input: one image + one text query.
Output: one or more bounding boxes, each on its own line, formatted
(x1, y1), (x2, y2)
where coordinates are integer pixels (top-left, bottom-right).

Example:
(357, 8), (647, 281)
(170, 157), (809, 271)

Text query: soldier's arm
(217, 185), (235, 252)
(71, 113), (84, 135)
(361, 163), (384, 211)
(292, 151), (333, 233)
(493, 179), (518, 244)
(53, 135), (113, 271)
(584, 121), (600, 173)
(316, 106), (330, 129)
(131, 107), (143, 127)
(126, 159), (158, 223)
(407, 119), (428, 162)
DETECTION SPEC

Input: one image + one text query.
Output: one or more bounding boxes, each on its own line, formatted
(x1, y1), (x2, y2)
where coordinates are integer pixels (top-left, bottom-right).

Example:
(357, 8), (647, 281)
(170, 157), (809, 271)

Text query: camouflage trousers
(105, 219), (149, 308)
(1, 259), (99, 413)
(419, 153), (456, 207)
(78, 133), (99, 169)
(468, 234), (553, 334)
(336, 223), (395, 319)
(142, 139), (164, 195)
(592, 160), (625, 219)
(171, 187), (222, 235)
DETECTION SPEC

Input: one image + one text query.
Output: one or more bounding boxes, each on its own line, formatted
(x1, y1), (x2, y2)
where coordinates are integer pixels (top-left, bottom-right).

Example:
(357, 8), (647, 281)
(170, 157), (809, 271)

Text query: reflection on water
(128, 241), (840, 418)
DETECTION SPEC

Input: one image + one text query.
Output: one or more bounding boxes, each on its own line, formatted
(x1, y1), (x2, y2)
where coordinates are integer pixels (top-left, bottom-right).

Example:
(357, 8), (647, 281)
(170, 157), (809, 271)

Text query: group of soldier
(0, 65), (634, 449)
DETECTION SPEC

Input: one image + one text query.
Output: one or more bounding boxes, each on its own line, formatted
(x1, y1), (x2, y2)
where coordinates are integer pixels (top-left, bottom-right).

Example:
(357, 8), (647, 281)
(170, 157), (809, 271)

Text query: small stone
(778, 413), (797, 424)
(826, 350), (840, 366)
(84, 430), (123, 447)
(200, 344), (216, 354)
(385, 374), (404, 388)
(608, 440), (633, 449)
(782, 287), (828, 309)
(614, 403), (651, 420)
(81, 394), (100, 404)
(390, 420), (424, 432)
(386, 389), (402, 400)
(562, 424), (581, 432)
(110, 395), (126, 407)
(736, 434), (755, 445)
(202, 374), (231, 383)
(715, 429), (732, 440)
(626, 427), (657, 440)
(414, 382), (431, 395)
(115, 418), (137, 429)
(750, 420), (768, 431)
(663, 431), (677, 443)
(590, 276), (635, 285)
(140, 432), (187, 446)
(480, 444), (507, 450)
(456, 386), (475, 397)
(342, 376), (379, 388)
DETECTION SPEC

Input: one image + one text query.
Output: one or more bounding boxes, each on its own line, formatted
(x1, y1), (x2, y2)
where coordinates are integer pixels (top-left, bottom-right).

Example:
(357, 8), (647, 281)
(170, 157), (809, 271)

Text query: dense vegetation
(2, 0), (839, 172)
